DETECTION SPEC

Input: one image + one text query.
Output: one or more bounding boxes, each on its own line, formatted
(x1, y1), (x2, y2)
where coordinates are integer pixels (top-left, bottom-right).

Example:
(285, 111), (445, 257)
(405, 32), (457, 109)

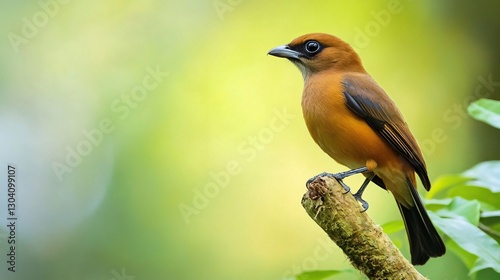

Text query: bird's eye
(304, 41), (321, 55)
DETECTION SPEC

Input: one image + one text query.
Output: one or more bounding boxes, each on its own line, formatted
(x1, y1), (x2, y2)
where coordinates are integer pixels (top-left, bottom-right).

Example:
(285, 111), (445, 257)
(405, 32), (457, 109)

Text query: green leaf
(422, 198), (452, 213)
(476, 268), (500, 280)
(429, 212), (500, 274)
(463, 161), (500, 193)
(472, 258), (500, 274)
(424, 198), (453, 205)
(289, 270), (345, 280)
(435, 197), (481, 225)
(446, 238), (478, 271)
(481, 211), (500, 218)
(381, 220), (405, 234)
(447, 186), (500, 211)
(468, 99), (500, 129)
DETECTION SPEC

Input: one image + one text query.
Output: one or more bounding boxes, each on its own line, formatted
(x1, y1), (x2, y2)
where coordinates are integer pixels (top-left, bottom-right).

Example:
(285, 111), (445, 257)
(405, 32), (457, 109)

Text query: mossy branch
(301, 176), (427, 280)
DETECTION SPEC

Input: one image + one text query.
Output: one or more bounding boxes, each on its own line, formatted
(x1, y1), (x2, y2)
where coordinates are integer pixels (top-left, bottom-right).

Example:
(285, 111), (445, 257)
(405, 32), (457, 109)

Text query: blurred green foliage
(0, 1), (499, 280)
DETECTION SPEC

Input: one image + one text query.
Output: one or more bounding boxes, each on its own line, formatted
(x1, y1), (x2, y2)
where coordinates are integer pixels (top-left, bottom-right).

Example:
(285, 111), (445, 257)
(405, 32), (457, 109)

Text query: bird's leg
(353, 173), (376, 212)
(306, 166), (369, 193)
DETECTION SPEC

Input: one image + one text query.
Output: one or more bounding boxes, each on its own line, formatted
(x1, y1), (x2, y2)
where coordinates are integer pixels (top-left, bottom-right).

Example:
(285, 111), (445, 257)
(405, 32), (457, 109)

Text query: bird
(268, 33), (445, 265)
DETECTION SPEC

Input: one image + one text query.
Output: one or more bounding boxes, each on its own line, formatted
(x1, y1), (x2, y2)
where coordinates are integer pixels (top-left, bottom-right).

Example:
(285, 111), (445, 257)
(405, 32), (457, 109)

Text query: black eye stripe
(294, 40), (322, 58)
(288, 40), (324, 58)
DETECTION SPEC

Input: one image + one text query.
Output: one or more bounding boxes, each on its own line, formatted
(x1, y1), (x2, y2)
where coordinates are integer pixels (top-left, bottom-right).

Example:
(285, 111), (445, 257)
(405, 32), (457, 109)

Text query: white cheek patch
(292, 61), (312, 81)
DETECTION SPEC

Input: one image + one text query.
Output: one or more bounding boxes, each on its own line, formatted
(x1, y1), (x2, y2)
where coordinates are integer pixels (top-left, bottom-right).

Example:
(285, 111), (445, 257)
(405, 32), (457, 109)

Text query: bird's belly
(312, 119), (414, 205)
(303, 100), (415, 206)
(307, 111), (397, 170)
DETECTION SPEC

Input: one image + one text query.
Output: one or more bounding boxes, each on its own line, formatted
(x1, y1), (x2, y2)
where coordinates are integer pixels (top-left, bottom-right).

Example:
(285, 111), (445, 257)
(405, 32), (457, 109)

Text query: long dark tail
(397, 177), (446, 265)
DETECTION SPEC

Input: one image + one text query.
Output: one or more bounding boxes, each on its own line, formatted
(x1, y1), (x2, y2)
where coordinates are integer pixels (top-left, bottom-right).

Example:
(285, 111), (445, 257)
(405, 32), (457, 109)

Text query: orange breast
(301, 72), (414, 206)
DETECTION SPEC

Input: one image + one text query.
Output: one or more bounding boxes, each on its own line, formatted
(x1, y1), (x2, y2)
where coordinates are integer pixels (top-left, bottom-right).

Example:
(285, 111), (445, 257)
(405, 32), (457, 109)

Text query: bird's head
(268, 33), (366, 80)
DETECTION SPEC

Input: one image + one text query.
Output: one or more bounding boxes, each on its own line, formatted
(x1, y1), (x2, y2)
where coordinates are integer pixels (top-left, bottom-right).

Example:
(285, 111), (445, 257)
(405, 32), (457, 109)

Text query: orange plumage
(269, 33), (445, 265)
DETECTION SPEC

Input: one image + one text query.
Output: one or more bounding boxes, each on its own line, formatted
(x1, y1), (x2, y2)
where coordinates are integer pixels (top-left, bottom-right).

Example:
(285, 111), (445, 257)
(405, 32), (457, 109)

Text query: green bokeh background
(0, 1), (499, 279)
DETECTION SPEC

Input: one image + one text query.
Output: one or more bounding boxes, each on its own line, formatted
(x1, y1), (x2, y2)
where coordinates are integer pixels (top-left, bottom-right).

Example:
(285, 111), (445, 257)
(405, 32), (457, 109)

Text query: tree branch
(301, 176), (427, 280)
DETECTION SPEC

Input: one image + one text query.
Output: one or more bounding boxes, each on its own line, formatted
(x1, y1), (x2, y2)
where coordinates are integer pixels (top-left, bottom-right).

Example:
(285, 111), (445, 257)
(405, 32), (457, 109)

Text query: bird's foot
(353, 191), (369, 212)
(351, 173), (375, 212)
(306, 172), (351, 193)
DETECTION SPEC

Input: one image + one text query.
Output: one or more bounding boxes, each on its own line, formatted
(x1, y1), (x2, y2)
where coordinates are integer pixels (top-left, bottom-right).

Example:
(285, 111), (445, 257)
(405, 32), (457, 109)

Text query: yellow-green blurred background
(0, 1), (499, 279)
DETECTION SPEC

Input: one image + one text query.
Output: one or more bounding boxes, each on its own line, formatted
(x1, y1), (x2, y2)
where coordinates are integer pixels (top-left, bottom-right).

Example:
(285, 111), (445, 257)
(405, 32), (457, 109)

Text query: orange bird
(268, 33), (445, 265)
